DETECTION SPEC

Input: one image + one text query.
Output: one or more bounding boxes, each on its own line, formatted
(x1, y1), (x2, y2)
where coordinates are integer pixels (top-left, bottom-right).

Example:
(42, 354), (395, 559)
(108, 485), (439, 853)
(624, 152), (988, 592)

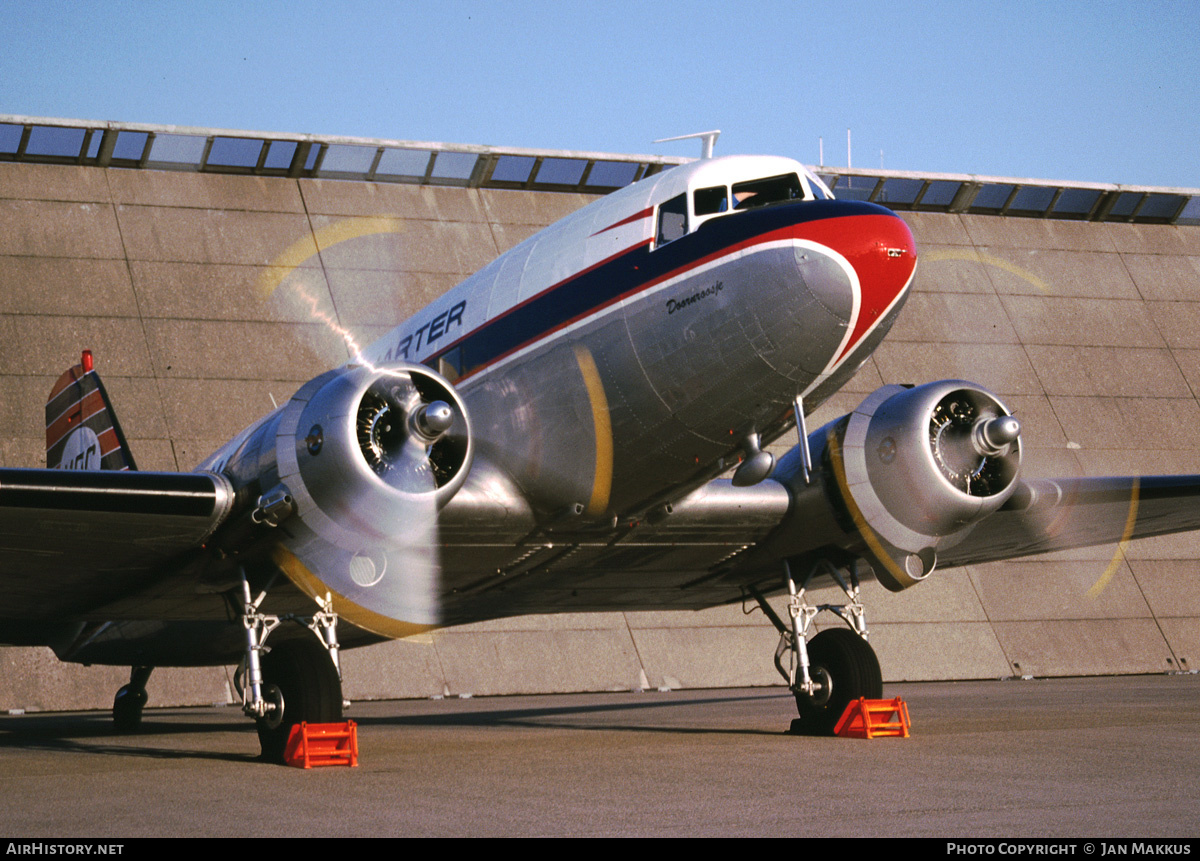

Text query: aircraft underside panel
(438, 478), (792, 621)
(39, 468), (1200, 667)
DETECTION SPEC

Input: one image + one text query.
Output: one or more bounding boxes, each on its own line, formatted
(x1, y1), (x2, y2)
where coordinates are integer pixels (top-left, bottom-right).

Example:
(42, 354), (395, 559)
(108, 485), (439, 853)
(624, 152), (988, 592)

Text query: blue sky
(2, 0), (1197, 187)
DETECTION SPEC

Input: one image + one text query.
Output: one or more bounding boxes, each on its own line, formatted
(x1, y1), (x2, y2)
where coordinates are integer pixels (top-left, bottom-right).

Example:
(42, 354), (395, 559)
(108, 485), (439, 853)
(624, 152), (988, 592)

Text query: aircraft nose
(864, 207), (918, 308)
(833, 201), (917, 287)
(822, 203), (917, 364)
(878, 207), (918, 269)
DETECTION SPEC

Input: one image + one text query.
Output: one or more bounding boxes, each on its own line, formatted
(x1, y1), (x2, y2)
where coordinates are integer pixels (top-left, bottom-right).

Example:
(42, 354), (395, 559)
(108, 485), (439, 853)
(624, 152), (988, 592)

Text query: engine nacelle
(773, 381), (1021, 592)
(214, 362), (472, 630)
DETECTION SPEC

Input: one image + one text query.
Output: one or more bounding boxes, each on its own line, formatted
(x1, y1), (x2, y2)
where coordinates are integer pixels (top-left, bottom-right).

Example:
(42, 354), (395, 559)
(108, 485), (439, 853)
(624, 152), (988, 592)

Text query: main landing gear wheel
(255, 638), (343, 763)
(112, 666), (153, 733)
(792, 629), (882, 736)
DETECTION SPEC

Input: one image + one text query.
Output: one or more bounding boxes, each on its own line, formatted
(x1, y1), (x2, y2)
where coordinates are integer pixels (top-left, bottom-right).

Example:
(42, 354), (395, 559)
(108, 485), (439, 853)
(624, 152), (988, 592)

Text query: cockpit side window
(805, 171), (833, 199)
(732, 173), (805, 210)
(694, 186), (728, 216)
(656, 193), (688, 246)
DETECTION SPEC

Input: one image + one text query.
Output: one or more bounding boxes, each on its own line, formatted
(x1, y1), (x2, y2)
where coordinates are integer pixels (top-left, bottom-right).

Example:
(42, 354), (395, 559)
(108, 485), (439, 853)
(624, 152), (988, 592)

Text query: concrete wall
(1, 161), (1198, 712)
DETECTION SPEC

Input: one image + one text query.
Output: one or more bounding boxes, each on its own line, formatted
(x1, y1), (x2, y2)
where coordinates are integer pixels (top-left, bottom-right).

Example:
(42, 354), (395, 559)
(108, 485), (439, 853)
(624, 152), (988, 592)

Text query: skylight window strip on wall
(877, 177), (924, 205)
(263, 140), (297, 170)
(148, 134), (207, 164)
(1007, 185), (1056, 213)
(1136, 193), (1186, 221)
(832, 175), (879, 202)
(535, 158), (587, 185)
(375, 148), (432, 178)
(207, 136), (265, 168)
(0, 124), (23, 153)
(429, 151), (477, 180)
(1108, 192), (1144, 218)
(112, 131), (150, 161)
(319, 144), (377, 175)
(1051, 187), (1102, 217)
(1177, 196), (1200, 226)
(916, 180), (961, 207)
(971, 183), (1015, 211)
(585, 160), (639, 188)
(490, 155), (536, 183)
(7, 117), (1196, 222)
(25, 126), (86, 158)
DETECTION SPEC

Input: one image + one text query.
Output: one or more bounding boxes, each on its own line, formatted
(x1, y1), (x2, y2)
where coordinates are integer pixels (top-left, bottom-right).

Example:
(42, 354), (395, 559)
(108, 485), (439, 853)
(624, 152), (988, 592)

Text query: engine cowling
(277, 363), (472, 525)
(773, 381), (1021, 591)
(218, 362), (473, 631)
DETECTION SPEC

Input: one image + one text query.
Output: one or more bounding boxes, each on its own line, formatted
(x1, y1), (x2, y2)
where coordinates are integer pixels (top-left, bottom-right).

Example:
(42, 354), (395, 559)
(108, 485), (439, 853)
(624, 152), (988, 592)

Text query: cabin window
(656, 193), (688, 246)
(694, 186), (728, 216)
(732, 173), (805, 210)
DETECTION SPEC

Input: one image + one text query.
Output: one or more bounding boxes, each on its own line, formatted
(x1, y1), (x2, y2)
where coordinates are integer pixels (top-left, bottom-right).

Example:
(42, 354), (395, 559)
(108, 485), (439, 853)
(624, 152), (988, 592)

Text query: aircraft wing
(0, 468), (233, 620)
(5, 441), (1195, 625)
(698, 471), (1200, 590)
(938, 474), (1200, 567)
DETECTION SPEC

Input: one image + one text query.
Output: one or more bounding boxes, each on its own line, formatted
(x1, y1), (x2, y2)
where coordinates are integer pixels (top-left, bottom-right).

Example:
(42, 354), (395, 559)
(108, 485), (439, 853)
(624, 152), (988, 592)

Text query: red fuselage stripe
(589, 206), (653, 237)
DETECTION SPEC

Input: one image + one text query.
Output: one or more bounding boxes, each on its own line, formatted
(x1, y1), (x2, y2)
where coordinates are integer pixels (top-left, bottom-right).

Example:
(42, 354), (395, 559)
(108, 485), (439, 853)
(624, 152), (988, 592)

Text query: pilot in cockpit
(732, 189), (759, 209)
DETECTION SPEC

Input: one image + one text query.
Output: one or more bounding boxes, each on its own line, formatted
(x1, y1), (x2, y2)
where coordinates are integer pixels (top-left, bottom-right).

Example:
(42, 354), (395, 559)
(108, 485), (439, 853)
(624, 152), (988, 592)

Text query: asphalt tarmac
(1, 675), (1197, 838)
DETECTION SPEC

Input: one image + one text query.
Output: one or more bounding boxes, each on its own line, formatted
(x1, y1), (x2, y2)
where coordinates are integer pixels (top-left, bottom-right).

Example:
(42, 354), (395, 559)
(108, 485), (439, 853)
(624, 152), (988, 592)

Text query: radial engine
(769, 381), (1022, 591)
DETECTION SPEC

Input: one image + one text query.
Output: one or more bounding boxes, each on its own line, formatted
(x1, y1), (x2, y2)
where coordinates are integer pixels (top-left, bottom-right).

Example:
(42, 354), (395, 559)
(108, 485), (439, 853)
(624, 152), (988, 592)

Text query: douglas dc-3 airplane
(4, 149), (1200, 761)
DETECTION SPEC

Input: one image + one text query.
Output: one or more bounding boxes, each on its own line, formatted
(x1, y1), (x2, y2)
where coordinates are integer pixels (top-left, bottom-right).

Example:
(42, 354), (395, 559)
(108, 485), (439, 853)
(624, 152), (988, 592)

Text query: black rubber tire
(793, 628), (883, 736)
(112, 685), (148, 733)
(255, 638), (343, 763)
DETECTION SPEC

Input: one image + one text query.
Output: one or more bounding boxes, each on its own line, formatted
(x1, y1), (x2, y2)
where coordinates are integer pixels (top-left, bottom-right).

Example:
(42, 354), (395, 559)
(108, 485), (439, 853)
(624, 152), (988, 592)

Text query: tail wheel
(256, 638), (342, 763)
(793, 628), (882, 736)
(112, 686), (148, 732)
(112, 666), (153, 733)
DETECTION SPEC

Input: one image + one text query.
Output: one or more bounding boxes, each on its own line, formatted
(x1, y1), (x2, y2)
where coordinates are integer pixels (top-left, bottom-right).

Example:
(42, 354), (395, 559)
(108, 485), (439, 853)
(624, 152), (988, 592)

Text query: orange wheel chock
(833, 697), (911, 739)
(284, 720), (359, 768)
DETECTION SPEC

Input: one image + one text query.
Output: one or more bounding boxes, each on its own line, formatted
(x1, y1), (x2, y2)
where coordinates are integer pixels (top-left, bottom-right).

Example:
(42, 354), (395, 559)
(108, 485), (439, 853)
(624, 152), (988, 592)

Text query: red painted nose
(844, 213), (917, 354)
(817, 210), (917, 363)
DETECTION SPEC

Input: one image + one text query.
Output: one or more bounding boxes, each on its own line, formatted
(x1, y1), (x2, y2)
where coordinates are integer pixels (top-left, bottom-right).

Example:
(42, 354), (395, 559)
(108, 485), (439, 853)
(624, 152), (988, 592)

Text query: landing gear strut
(235, 569), (344, 762)
(751, 557), (882, 735)
(112, 665), (153, 732)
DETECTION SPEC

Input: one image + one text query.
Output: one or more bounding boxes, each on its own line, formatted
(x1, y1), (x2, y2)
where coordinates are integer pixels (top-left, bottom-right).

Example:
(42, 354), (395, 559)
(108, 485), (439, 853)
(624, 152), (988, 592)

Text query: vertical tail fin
(45, 350), (138, 471)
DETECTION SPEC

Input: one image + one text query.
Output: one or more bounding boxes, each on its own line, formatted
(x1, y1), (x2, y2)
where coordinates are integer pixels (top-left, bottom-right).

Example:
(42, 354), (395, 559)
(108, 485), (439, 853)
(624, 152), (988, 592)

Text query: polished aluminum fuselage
(361, 155), (917, 522)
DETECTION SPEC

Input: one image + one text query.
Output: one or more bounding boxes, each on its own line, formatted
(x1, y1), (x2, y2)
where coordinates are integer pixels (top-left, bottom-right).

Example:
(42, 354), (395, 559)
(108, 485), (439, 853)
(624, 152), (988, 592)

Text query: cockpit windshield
(731, 173), (805, 210)
(656, 166), (829, 249)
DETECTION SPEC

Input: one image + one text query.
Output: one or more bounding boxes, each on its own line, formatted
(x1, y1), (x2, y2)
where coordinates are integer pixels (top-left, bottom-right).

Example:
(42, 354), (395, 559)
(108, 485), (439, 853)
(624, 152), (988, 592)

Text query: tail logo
(58, 426), (101, 470)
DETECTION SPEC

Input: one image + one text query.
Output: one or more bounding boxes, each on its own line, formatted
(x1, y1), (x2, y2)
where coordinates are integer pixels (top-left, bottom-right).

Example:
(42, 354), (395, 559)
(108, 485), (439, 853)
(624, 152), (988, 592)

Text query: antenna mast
(654, 130), (722, 159)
